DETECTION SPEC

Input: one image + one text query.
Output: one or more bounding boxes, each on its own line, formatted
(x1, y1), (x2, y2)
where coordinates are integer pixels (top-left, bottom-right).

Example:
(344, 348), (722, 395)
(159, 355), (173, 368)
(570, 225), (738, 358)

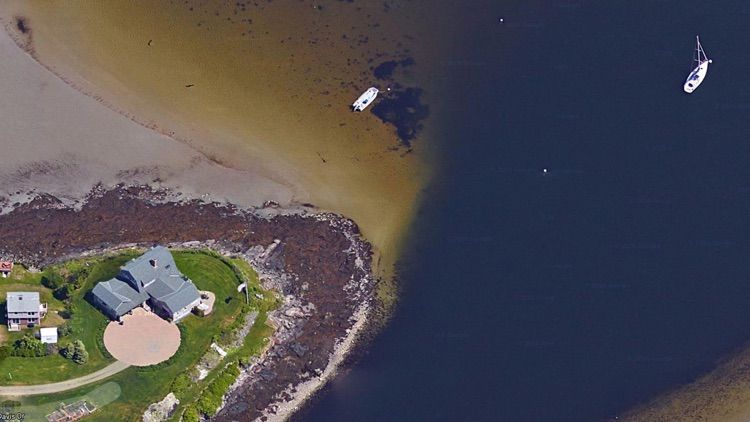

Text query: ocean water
(298, 1), (750, 421)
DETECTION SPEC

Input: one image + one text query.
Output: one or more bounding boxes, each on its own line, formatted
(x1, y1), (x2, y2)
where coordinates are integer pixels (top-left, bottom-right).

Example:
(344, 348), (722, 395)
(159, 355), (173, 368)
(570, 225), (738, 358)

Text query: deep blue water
(299, 1), (750, 421)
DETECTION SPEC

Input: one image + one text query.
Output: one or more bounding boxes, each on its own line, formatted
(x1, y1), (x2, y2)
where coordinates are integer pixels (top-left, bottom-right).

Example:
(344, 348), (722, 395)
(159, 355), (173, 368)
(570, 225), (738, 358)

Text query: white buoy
(543, 168), (548, 174)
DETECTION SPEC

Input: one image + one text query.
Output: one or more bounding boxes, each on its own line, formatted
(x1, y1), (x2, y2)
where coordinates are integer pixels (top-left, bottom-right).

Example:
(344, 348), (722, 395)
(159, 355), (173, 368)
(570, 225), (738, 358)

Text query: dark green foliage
(54, 284), (75, 300)
(11, 334), (46, 357)
(64, 301), (77, 317)
(60, 341), (88, 364)
(43, 264), (90, 299)
(0, 347), (10, 359)
(41, 269), (65, 290)
(57, 323), (73, 338)
(182, 405), (200, 422)
(196, 362), (241, 417)
(170, 372), (192, 399)
(71, 340), (88, 364)
(60, 343), (75, 359)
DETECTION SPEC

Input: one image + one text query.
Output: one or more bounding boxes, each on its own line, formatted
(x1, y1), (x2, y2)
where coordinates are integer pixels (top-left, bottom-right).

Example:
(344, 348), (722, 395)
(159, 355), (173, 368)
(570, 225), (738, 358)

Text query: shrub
(41, 269), (64, 290)
(195, 363), (241, 417)
(64, 301), (77, 317)
(170, 373), (191, 399)
(58, 323), (73, 338)
(72, 340), (88, 364)
(60, 343), (75, 359)
(54, 284), (75, 300)
(196, 393), (222, 417)
(11, 334), (46, 357)
(182, 405), (200, 422)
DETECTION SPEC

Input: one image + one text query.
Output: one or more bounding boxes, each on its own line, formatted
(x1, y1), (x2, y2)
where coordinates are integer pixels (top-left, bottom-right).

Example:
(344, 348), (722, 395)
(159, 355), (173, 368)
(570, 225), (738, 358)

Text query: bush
(64, 301), (77, 317)
(11, 334), (46, 357)
(72, 340), (88, 364)
(60, 341), (88, 364)
(182, 405), (200, 422)
(58, 323), (73, 338)
(170, 373), (191, 399)
(196, 393), (222, 417)
(195, 363), (241, 417)
(54, 284), (75, 300)
(60, 343), (75, 359)
(41, 269), (64, 290)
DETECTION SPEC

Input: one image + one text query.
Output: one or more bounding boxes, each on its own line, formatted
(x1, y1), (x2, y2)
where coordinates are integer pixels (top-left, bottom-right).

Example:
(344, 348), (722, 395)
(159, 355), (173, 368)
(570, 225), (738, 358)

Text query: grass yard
(0, 253), (138, 385)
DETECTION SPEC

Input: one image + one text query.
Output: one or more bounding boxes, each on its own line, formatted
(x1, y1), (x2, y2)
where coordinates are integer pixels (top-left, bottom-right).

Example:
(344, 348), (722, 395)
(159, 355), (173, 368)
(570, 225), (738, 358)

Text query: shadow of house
(90, 247), (200, 323)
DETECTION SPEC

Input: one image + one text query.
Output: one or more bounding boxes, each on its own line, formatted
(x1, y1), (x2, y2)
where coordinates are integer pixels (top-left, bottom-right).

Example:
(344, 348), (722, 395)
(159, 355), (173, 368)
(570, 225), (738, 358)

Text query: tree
(57, 323), (72, 338)
(61, 343), (75, 359)
(12, 334), (45, 357)
(41, 269), (64, 290)
(72, 340), (88, 364)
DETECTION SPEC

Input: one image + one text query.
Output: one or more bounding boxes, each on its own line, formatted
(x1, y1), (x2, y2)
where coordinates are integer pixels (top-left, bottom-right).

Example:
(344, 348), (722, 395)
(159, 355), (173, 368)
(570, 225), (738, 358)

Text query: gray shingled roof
(120, 246), (181, 290)
(150, 276), (201, 314)
(6, 292), (41, 313)
(91, 279), (145, 317)
(91, 246), (200, 318)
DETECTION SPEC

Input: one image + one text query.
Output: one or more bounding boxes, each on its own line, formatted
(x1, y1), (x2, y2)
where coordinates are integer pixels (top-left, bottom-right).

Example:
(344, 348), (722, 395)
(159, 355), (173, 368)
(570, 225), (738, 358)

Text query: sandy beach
(614, 340), (750, 422)
(0, 25), (295, 213)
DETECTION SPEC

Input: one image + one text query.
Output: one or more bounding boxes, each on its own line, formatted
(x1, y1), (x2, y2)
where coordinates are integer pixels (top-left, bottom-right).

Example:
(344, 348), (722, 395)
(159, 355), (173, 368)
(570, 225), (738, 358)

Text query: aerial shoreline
(0, 1), (431, 285)
(0, 185), (376, 421)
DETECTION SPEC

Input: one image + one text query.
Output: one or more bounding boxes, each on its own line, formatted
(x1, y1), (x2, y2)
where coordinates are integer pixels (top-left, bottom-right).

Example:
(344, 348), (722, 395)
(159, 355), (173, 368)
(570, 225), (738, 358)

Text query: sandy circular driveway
(103, 308), (181, 366)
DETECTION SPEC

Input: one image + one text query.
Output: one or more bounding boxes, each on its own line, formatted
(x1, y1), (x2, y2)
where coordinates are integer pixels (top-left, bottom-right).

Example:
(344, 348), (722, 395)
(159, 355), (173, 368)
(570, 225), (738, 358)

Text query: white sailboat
(683, 36), (712, 93)
(352, 87), (378, 111)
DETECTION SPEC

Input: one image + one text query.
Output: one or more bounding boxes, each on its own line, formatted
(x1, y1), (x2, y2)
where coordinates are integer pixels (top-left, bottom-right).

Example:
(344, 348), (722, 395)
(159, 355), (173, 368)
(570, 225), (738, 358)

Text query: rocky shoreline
(0, 185), (376, 421)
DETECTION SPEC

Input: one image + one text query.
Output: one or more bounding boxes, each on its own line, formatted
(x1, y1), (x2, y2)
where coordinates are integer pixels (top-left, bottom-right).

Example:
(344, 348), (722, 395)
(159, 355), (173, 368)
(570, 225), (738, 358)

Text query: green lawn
(0, 253), (137, 385)
(0, 250), (276, 421)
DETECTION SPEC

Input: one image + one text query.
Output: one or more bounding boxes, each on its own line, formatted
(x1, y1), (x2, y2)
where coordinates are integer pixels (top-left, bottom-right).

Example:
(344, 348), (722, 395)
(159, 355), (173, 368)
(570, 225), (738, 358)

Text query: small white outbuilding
(39, 327), (58, 344)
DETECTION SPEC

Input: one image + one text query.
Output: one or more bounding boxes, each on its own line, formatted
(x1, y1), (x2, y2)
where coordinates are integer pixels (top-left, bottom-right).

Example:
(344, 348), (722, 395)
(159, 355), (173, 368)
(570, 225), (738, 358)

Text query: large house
(91, 247), (200, 322)
(6, 292), (47, 331)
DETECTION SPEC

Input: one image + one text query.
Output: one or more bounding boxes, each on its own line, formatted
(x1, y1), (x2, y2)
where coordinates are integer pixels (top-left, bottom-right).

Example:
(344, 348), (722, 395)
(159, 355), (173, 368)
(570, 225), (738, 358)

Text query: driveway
(0, 360), (130, 396)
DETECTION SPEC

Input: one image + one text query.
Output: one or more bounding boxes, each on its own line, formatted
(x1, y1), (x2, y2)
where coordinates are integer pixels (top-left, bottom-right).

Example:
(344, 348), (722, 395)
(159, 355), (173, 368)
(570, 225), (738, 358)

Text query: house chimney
(150, 259), (158, 268)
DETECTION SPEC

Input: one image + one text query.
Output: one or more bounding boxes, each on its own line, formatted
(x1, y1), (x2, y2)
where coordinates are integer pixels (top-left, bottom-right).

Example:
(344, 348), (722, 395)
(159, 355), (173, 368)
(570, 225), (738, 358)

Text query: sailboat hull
(683, 61), (709, 93)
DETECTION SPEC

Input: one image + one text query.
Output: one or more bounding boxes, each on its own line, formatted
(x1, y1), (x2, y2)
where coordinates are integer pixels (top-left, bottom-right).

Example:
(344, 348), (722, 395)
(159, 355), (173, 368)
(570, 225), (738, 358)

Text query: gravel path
(0, 360), (130, 396)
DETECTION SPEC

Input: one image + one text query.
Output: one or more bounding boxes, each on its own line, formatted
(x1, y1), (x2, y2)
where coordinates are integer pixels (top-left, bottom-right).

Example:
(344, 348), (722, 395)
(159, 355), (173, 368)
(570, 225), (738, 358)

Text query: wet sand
(0, 24), (294, 213)
(0, 0), (437, 278)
